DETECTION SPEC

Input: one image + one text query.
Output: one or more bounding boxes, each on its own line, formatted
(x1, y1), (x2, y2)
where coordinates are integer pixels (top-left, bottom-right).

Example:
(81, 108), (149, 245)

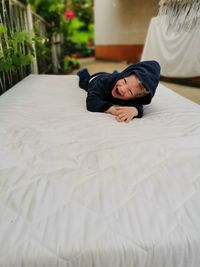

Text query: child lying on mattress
(77, 60), (160, 123)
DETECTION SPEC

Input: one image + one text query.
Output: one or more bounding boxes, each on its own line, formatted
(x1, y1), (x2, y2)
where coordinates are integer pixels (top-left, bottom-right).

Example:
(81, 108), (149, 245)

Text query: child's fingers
(116, 109), (126, 116)
(116, 112), (126, 119)
(116, 113), (128, 122)
(116, 112), (133, 123)
(116, 117), (125, 122)
(125, 117), (132, 123)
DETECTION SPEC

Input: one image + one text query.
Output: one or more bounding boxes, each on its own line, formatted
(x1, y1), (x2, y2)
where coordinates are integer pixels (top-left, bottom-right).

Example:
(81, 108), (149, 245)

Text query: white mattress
(0, 74), (200, 267)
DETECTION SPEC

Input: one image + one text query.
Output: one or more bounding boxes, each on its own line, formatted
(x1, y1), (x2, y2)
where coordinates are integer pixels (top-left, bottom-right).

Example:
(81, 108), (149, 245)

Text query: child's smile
(111, 74), (146, 100)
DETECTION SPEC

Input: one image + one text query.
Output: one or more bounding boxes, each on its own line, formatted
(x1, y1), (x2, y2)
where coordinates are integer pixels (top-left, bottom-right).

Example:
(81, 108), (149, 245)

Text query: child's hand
(115, 106), (138, 123)
(105, 106), (118, 116)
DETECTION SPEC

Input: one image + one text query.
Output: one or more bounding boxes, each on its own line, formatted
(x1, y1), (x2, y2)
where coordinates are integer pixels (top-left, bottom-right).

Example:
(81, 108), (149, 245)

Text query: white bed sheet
(0, 74), (200, 267)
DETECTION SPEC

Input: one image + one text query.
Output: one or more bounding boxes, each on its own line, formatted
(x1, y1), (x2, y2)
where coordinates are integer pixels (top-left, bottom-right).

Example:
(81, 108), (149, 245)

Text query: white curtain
(158, 0), (200, 31)
(141, 16), (200, 78)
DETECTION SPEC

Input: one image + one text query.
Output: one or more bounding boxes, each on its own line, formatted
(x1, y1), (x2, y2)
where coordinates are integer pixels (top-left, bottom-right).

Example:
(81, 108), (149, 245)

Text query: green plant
(0, 24), (36, 72)
(72, 0), (94, 27)
(29, 0), (67, 33)
(33, 20), (53, 73)
(63, 0), (94, 58)
(32, 35), (51, 73)
(63, 16), (94, 58)
(63, 55), (79, 73)
(28, 0), (94, 73)
(67, 18), (93, 43)
(18, 0), (29, 4)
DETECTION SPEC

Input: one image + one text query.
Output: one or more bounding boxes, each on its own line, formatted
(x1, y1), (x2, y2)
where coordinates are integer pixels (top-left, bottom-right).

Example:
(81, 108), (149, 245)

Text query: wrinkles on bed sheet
(1, 76), (200, 266)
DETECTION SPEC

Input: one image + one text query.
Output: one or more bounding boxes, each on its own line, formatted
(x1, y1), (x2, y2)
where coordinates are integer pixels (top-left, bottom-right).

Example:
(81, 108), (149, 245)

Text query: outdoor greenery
(0, 24), (36, 72)
(33, 20), (53, 73)
(0, 0), (94, 77)
(29, 0), (94, 73)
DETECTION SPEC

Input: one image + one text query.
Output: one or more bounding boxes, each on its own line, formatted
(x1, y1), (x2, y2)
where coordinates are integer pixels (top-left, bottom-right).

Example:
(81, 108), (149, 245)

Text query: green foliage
(72, 0), (94, 26)
(34, 35), (52, 73)
(32, 18), (53, 73)
(64, 18), (94, 57)
(63, 55), (79, 73)
(0, 24), (7, 34)
(18, 0), (29, 4)
(66, 18), (93, 43)
(65, 1), (94, 57)
(29, 0), (67, 33)
(28, 0), (94, 73)
(0, 24), (36, 72)
(30, 0), (94, 56)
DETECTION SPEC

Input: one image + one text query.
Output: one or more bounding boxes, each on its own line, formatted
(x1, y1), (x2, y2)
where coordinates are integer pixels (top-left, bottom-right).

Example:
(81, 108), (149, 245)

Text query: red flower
(64, 9), (75, 21)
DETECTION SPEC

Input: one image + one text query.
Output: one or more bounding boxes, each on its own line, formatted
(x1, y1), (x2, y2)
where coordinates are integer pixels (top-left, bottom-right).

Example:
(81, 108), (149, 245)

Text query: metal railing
(0, 0), (62, 94)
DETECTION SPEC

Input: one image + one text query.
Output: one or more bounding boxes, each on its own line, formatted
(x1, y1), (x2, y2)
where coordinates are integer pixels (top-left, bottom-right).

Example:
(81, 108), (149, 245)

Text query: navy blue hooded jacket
(78, 60), (160, 118)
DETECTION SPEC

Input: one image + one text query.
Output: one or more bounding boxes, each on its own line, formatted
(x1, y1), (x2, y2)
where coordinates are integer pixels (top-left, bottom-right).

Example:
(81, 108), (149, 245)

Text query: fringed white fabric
(141, 16), (200, 77)
(158, 0), (200, 31)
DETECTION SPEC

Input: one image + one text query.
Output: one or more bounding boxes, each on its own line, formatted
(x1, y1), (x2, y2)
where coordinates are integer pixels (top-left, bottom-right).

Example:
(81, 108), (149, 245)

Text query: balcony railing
(0, 0), (62, 94)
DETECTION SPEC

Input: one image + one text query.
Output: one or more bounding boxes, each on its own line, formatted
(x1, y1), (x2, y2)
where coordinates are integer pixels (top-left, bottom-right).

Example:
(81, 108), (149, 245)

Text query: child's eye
(124, 78), (127, 84)
(129, 89), (133, 95)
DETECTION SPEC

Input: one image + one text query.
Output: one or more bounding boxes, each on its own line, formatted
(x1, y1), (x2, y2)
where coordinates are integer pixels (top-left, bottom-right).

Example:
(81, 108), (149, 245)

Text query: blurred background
(0, 0), (200, 102)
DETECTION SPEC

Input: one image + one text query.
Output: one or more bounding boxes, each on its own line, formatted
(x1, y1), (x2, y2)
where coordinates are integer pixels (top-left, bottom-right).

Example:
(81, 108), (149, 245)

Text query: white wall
(94, 0), (159, 45)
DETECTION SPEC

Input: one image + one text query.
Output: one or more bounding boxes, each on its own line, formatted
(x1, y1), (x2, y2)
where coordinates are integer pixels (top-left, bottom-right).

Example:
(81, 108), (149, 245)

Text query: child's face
(111, 74), (145, 100)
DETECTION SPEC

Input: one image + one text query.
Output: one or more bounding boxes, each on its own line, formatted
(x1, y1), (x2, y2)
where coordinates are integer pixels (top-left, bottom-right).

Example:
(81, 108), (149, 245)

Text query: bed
(0, 74), (200, 267)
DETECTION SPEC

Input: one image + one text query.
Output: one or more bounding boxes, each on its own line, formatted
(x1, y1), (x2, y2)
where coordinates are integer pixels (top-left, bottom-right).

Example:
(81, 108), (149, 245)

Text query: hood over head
(116, 60), (161, 104)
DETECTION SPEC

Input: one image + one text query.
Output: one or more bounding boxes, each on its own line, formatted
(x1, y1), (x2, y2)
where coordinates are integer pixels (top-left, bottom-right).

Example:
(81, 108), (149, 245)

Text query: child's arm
(105, 106), (118, 116)
(86, 73), (120, 113)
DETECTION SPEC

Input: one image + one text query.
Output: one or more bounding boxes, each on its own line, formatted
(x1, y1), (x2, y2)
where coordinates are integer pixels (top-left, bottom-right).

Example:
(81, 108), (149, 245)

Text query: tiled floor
(74, 58), (200, 105)
(160, 81), (200, 105)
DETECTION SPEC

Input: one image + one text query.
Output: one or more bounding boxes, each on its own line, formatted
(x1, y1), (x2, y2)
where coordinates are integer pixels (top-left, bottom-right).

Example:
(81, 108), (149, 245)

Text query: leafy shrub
(0, 24), (36, 72)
